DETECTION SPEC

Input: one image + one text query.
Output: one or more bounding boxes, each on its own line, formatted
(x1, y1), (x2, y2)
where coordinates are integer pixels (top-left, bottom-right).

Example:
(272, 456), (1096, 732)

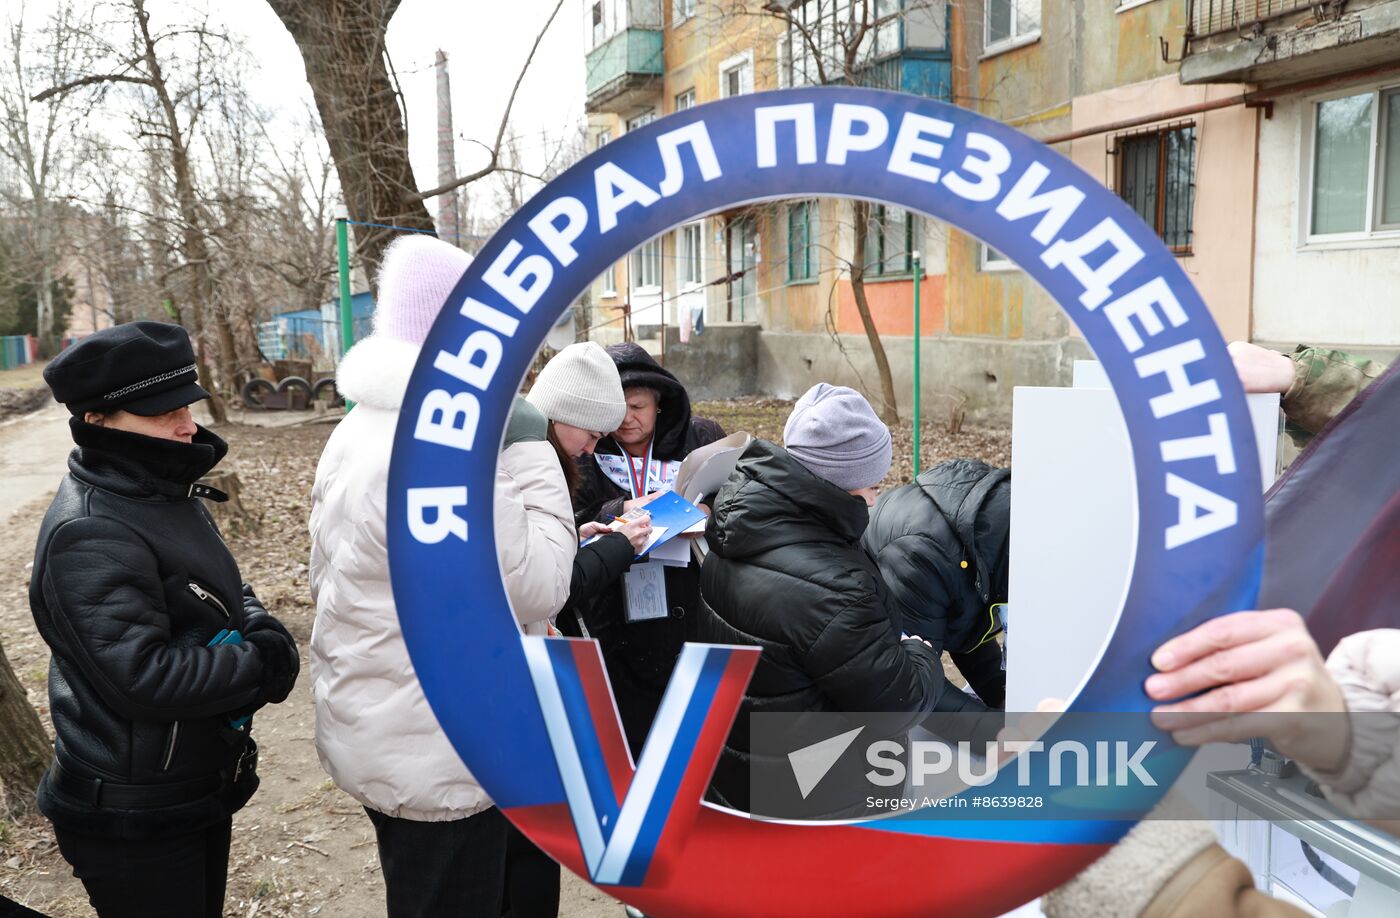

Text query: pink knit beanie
(373, 234), (474, 345)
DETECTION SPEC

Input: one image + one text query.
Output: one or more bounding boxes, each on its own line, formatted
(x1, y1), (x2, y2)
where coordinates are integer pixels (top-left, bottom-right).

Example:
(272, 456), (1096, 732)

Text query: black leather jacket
(30, 421), (297, 838)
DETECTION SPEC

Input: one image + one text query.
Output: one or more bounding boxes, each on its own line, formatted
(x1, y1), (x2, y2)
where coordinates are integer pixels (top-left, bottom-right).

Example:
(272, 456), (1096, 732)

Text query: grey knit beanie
(783, 383), (892, 490)
(526, 341), (626, 433)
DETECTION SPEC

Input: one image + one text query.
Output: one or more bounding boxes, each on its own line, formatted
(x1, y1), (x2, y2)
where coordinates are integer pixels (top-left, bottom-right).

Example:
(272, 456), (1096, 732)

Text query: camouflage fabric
(1283, 346), (1389, 449)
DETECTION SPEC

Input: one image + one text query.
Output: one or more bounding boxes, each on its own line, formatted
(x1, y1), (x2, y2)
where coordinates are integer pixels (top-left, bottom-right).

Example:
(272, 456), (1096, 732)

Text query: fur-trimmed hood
(335, 335), (422, 412)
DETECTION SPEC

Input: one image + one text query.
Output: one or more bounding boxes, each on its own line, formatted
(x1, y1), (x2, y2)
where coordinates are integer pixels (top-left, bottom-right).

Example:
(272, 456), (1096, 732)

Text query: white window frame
(590, 1), (605, 50)
(675, 88), (696, 112)
(719, 49), (754, 99)
(1115, 0), (1160, 13)
(673, 0), (698, 27)
(595, 128), (612, 150)
(625, 109), (656, 133)
(602, 263), (618, 297)
(776, 32), (793, 89)
(1300, 81), (1400, 250)
(983, 0), (1041, 59)
(632, 237), (662, 291)
(980, 242), (1018, 272)
(678, 221), (704, 287)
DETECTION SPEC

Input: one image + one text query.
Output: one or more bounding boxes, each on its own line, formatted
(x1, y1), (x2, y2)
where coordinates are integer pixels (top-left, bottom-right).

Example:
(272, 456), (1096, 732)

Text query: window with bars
(788, 201), (816, 282)
(865, 204), (916, 275)
(632, 238), (662, 289)
(1115, 123), (1196, 253)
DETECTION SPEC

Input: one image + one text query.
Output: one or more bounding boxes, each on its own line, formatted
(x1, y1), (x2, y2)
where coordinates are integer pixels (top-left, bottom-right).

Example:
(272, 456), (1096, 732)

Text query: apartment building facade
(579, 2), (1394, 419)
(1182, 0), (1400, 357)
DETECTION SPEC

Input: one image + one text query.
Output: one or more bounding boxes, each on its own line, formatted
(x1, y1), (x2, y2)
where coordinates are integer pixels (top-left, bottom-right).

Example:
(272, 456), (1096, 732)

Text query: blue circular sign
(387, 89), (1263, 916)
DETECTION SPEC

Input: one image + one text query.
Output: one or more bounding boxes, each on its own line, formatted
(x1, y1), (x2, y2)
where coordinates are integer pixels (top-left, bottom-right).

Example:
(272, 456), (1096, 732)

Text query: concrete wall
(660, 322), (760, 400)
(757, 332), (1093, 425)
(1253, 92), (1400, 348)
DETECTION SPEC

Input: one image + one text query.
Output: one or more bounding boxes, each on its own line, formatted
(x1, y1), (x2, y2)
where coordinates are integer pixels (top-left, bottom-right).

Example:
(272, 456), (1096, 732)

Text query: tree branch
(31, 72), (152, 102)
(411, 0), (566, 202)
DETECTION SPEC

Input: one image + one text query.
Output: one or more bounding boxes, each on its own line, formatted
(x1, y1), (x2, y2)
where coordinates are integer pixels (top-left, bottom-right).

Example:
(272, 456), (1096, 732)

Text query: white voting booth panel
(1006, 363), (1280, 711)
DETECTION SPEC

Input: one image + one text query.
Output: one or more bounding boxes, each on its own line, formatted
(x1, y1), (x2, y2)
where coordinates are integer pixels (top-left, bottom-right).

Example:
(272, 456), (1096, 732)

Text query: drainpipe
(1040, 93), (1250, 145)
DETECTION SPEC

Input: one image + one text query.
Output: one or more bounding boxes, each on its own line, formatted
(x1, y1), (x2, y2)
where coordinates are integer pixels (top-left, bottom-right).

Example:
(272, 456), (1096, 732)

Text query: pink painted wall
(1068, 75), (1258, 344)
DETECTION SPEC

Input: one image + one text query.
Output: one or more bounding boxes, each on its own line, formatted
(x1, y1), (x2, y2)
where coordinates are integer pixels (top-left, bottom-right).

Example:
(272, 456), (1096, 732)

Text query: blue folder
(632, 490), (706, 559)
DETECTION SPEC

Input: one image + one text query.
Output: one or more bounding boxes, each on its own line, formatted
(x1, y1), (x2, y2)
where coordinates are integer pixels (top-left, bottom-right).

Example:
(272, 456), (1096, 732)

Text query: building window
(595, 129), (611, 150)
(865, 204), (915, 276)
(673, 0), (697, 25)
(726, 214), (757, 321)
(719, 51), (752, 98)
(787, 201), (816, 282)
(985, 0), (1041, 55)
(675, 88), (696, 111)
(603, 263), (618, 295)
(1115, 123), (1196, 253)
(632, 237), (662, 289)
(591, 2), (605, 48)
(679, 222), (703, 286)
(981, 243), (1016, 272)
(1309, 88), (1400, 238)
(625, 110), (655, 133)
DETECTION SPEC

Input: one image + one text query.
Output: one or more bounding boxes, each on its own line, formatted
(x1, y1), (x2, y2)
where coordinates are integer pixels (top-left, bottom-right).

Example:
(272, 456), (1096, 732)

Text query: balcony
(1182, 0), (1400, 86)
(586, 28), (664, 114)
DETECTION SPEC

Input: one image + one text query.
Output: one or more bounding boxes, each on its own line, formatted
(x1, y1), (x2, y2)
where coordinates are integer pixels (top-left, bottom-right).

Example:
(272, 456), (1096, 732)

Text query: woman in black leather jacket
(31, 322), (299, 918)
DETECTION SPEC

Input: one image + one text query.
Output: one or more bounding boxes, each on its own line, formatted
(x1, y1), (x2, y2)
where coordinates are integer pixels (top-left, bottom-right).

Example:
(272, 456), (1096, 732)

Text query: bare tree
(706, 0), (950, 423)
(264, 0), (566, 283)
(0, 0), (96, 356)
(34, 0), (314, 419)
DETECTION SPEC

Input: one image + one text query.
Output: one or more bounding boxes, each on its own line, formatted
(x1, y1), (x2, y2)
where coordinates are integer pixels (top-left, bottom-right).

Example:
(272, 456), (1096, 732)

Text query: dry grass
(0, 362), (48, 391)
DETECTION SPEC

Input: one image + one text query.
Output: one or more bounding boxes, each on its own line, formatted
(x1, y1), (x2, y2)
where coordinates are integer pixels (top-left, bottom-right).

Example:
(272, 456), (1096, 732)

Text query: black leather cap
(44, 321), (211, 417)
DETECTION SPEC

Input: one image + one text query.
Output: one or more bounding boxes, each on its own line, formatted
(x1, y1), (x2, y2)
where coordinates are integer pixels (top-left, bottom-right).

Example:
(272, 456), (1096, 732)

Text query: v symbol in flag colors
(521, 638), (759, 887)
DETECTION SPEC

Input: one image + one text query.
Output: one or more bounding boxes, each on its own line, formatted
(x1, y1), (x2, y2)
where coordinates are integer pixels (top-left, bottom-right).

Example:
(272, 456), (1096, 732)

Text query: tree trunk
(37, 261), (56, 358)
(849, 200), (900, 424)
(133, 1), (228, 423)
(0, 641), (50, 816)
(186, 299), (228, 424)
(264, 0), (435, 288)
(201, 470), (255, 538)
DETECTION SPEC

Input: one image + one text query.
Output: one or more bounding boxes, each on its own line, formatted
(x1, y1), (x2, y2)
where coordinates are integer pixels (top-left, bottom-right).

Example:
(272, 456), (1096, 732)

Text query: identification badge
(623, 560), (669, 622)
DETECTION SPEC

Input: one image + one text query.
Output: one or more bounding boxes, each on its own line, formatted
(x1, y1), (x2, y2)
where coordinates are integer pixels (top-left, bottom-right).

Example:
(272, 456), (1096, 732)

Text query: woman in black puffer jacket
(564, 342), (725, 757)
(863, 459), (1010, 714)
(31, 322), (299, 918)
(694, 384), (941, 816)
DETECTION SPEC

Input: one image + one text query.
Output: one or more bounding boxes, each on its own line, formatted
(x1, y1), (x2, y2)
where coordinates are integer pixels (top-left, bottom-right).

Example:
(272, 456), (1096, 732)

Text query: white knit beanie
(373, 234), (473, 345)
(526, 342), (626, 433)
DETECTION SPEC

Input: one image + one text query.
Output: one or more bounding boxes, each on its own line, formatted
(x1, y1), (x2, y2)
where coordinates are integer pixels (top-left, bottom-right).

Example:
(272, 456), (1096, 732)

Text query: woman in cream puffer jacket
(308, 235), (575, 917)
(309, 335), (574, 821)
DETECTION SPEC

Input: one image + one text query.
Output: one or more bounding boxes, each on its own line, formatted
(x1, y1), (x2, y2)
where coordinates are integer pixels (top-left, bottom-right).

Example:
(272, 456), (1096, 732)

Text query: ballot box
(1005, 362), (1281, 711)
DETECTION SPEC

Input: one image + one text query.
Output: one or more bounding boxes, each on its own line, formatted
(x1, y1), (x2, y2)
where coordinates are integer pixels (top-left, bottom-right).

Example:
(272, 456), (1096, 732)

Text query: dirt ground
(0, 397), (1008, 917)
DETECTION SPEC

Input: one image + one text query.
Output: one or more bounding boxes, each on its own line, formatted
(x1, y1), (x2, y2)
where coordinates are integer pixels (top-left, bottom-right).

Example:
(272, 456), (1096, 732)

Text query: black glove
(244, 627), (299, 705)
(243, 608), (295, 646)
